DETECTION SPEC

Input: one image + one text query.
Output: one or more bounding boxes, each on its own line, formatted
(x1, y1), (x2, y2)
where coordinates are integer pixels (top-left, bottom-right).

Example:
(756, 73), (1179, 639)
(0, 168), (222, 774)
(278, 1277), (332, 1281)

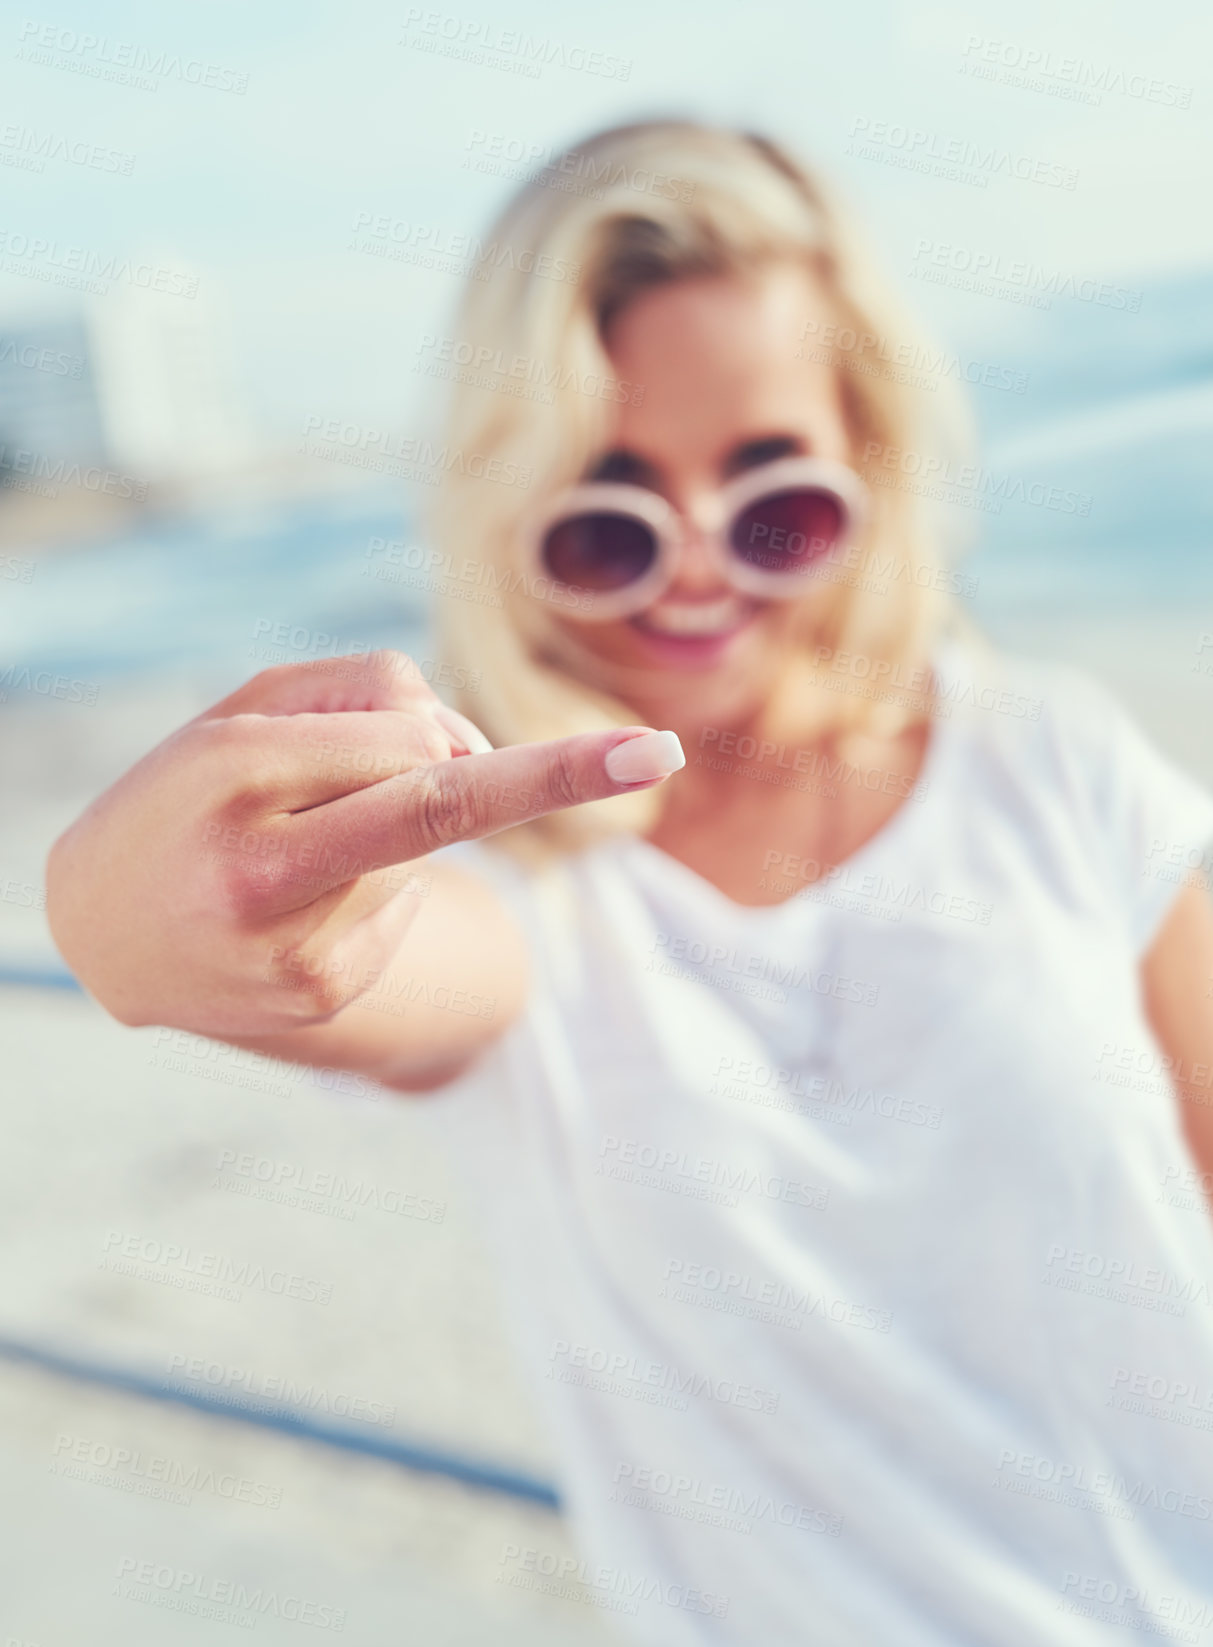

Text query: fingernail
(431, 703), (493, 755)
(604, 729), (685, 785)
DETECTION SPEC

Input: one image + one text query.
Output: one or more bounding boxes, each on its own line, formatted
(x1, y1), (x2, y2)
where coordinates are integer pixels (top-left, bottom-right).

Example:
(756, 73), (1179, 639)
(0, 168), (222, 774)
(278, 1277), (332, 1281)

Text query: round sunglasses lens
(540, 511), (657, 593)
(730, 488), (846, 576)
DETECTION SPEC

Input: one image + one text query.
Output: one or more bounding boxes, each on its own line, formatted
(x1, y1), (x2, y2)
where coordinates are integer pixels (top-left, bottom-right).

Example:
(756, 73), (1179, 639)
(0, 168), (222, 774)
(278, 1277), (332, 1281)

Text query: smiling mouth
(631, 593), (757, 638)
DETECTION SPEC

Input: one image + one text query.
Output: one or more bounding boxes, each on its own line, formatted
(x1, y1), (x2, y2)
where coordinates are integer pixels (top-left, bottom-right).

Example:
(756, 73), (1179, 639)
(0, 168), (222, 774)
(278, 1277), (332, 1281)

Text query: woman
(48, 123), (1213, 1643)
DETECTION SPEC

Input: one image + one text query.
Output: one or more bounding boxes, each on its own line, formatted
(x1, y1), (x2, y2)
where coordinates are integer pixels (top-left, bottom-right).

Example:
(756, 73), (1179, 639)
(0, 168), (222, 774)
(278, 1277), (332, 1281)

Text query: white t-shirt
(434, 639), (1213, 1646)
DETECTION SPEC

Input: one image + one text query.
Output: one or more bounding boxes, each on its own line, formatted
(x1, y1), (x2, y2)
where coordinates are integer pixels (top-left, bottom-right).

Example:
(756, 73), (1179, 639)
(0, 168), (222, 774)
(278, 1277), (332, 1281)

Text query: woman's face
(556, 262), (855, 730)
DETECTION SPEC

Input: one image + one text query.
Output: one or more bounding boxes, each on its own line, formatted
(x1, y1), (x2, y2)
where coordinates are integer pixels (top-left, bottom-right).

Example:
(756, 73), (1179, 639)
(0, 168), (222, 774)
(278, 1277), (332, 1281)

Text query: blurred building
(0, 265), (259, 501)
(0, 315), (109, 488)
(88, 266), (259, 483)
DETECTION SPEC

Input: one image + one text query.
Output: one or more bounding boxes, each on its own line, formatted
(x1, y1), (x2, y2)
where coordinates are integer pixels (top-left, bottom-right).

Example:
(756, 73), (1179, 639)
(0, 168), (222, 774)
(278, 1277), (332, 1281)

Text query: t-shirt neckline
(619, 635), (963, 925)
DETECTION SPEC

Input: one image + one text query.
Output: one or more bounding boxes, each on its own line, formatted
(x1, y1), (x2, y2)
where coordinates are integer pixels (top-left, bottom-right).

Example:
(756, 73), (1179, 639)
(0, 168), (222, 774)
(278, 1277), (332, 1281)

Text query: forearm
(1173, 1082), (1213, 1189)
(1141, 878), (1213, 1202)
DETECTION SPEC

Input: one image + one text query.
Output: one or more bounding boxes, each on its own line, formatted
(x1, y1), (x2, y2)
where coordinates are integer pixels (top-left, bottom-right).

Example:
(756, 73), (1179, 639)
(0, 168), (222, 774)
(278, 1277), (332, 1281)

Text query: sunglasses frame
(525, 455), (870, 623)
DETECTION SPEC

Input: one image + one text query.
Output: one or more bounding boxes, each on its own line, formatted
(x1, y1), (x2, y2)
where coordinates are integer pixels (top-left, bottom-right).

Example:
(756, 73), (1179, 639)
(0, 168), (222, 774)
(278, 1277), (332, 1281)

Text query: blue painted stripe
(0, 1335), (561, 1510)
(0, 964), (83, 991)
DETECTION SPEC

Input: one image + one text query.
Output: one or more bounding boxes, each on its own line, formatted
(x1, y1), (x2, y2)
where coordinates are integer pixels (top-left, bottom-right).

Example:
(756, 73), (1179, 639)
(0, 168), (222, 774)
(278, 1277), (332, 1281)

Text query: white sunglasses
(526, 456), (869, 622)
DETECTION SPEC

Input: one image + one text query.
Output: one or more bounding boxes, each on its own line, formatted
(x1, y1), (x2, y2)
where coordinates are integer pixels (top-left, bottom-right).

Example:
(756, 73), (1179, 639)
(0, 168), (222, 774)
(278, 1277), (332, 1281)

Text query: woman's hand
(46, 650), (681, 1054)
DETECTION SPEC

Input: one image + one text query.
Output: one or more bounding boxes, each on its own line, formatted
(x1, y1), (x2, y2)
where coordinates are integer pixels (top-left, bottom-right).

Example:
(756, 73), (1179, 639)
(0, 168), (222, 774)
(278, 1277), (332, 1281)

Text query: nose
(664, 493), (728, 599)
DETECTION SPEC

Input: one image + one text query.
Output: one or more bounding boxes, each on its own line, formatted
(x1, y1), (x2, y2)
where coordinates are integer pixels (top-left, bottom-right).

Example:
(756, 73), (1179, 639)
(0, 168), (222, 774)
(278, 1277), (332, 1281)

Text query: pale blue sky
(2, 0), (1209, 439)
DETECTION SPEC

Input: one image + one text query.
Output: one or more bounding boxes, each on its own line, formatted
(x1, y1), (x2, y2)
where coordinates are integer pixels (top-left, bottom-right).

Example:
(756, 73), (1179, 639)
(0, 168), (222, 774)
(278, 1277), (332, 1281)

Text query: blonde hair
(425, 120), (970, 858)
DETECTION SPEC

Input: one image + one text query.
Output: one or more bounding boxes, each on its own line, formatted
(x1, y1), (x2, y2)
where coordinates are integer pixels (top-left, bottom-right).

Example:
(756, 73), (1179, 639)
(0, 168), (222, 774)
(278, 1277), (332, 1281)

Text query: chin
(627, 629), (784, 730)
(557, 598), (798, 726)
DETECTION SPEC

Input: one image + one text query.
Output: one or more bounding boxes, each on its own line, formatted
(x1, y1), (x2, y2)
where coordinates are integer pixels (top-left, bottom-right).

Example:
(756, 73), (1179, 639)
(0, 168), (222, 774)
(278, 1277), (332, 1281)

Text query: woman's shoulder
(937, 632), (1167, 783)
(940, 632), (1213, 950)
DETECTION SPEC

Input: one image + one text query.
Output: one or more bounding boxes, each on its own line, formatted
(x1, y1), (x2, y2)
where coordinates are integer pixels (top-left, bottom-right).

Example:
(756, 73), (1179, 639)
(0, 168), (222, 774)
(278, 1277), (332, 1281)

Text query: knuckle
(266, 961), (347, 1014)
(413, 765), (481, 848)
(215, 852), (292, 921)
(412, 715), (452, 766)
(242, 663), (299, 699)
(194, 716), (280, 806)
(545, 743), (582, 811)
(347, 649), (426, 699)
(298, 974), (353, 1019)
(365, 647), (420, 683)
(199, 710), (264, 752)
(192, 716), (291, 821)
(260, 945), (355, 1019)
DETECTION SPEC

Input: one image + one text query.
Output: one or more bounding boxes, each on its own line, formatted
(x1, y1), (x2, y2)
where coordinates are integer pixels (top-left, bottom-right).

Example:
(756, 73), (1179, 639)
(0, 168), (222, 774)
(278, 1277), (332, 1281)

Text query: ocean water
(959, 266), (1213, 610)
(1, 481), (427, 692)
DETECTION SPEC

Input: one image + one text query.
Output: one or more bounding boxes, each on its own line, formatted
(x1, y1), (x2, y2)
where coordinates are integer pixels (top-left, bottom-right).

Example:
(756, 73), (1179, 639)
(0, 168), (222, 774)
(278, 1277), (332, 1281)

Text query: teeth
(638, 595), (750, 637)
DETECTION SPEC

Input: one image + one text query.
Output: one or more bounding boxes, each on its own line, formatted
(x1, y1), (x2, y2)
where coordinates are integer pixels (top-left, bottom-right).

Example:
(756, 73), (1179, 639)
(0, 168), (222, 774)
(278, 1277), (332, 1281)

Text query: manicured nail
(604, 729), (685, 785)
(431, 703), (493, 755)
